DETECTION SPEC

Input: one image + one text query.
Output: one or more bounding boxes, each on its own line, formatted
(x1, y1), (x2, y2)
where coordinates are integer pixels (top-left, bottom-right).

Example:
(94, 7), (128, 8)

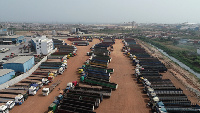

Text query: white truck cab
(15, 94), (24, 105)
(0, 104), (9, 113)
(42, 88), (49, 96)
(42, 78), (49, 85)
(6, 101), (15, 110)
(29, 86), (37, 95)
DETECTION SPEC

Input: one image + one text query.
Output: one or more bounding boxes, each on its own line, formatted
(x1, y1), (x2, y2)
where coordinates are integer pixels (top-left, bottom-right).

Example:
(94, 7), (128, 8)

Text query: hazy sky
(0, 0), (200, 24)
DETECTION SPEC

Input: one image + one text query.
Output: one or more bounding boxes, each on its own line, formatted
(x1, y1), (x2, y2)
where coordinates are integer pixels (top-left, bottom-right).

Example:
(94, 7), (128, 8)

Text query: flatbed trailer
(57, 105), (95, 113)
(29, 74), (47, 78)
(64, 93), (100, 106)
(60, 98), (94, 110)
(0, 98), (14, 103)
(73, 86), (112, 97)
(26, 77), (44, 81)
(13, 83), (31, 87)
(0, 94), (17, 99)
(67, 91), (103, 101)
(87, 74), (110, 81)
(20, 79), (41, 84)
(80, 76), (118, 90)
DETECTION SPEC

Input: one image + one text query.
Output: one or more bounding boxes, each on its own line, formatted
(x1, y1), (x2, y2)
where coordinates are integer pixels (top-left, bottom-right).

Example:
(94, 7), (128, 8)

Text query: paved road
(0, 37), (33, 61)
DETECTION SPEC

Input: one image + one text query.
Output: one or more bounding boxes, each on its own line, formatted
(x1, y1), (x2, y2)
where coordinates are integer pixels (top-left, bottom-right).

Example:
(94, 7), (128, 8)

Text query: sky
(0, 0), (200, 24)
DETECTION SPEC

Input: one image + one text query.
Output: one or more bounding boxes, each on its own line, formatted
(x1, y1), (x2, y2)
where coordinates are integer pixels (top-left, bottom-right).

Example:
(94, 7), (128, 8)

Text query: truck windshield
(42, 90), (48, 93)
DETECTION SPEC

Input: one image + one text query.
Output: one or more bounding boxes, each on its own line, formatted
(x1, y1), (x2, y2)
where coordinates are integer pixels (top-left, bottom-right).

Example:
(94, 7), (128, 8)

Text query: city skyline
(0, 0), (200, 24)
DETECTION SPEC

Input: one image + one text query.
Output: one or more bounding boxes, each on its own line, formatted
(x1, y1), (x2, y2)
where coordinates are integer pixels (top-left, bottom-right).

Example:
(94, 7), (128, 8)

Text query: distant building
(3, 56), (34, 73)
(0, 35), (25, 45)
(197, 48), (200, 55)
(52, 30), (56, 36)
(31, 36), (53, 55)
(0, 69), (15, 85)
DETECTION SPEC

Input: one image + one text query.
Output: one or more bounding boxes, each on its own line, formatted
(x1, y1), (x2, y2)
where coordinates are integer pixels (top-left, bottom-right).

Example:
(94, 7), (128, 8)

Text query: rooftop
(0, 69), (14, 77)
(5, 56), (34, 64)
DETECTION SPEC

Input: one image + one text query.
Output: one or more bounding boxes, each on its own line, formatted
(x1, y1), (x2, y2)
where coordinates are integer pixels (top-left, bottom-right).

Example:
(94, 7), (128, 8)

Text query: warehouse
(0, 35), (26, 45)
(3, 56), (34, 73)
(0, 69), (15, 85)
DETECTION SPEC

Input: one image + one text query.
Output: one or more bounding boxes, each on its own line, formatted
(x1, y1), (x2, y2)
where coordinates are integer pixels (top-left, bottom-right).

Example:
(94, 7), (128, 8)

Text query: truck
(65, 81), (78, 92)
(42, 80), (61, 96)
(0, 99), (15, 110)
(0, 89), (28, 101)
(80, 76), (118, 90)
(0, 103), (9, 113)
(0, 94), (24, 105)
(74, 86), (112, 97)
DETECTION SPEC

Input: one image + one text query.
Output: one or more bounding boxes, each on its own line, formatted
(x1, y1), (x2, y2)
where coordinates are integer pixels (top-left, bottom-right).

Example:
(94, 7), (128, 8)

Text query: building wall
(16, 36), (26, 44)
(3, 63), (24, 72)
(197, 48), (200, 55)
(23, 56), (34, 72)
(0, 70), (15, 85)
(3, 57), (34, 73)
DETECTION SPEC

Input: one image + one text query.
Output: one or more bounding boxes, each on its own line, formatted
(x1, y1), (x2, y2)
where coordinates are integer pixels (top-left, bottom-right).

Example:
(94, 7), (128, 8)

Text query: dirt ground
(10, 39), (152, 113)
(94, 39), (151, 113)
(10, 39), (100, 113)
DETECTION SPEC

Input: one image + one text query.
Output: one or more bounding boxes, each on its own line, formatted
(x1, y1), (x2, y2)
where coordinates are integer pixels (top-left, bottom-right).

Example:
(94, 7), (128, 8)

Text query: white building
(197, 48), (200, 55)
(32, 36), (53, 55)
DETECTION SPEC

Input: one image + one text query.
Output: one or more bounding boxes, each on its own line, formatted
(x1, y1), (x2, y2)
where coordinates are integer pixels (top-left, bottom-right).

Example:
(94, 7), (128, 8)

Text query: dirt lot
(95, 39), (151, 113)
(10, 39), (100, 113)
(10, 39), (152, 113)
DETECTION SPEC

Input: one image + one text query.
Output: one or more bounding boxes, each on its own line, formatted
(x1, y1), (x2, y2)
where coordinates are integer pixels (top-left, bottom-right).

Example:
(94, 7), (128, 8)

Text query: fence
(0, 48), (57, 90)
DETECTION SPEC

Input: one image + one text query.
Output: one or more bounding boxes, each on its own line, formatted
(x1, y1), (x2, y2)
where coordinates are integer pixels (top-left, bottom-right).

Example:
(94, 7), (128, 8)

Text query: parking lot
(0, 37), (33, 61)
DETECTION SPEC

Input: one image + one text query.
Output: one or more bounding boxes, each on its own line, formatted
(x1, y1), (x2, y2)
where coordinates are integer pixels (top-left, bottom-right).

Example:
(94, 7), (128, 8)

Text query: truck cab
(42, 78), (49, 85)
(42, 88), (49, 96)
(29, 86), (37, 95)
(48, 76), (54, 83)
(6, 101), (15, 110)
(58, 67), (64, 75)
(155, 102), (167, 113)
(15, 94), (24, 105)
(0, 104), (8, 113)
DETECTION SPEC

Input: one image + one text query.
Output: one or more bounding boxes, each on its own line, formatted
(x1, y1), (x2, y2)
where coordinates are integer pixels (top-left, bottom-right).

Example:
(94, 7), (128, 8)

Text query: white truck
(0, 99), (15, 110)
(14, 94), (24, 105)
(28, 86), (37, 95)
(0, 103), (9, 113)
(42, 80), (61, 96)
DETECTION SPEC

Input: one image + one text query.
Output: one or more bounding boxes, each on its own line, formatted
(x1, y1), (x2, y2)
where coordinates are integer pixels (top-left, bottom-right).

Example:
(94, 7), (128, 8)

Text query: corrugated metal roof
(0, 69), (14, 77)
(5, 56), (33, 64)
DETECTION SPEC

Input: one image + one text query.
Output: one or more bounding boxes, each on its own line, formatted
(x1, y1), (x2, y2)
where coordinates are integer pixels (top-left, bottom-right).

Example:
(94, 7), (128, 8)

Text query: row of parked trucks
(0, 45), (76, 112)
(123, 38), (200, 113)
(47, 37), (117, 113)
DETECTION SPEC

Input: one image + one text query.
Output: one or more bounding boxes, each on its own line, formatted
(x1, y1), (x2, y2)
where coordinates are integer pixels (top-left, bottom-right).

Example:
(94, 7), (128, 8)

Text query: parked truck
(80, 76), (118, 90)
(42, 80), (61, 96)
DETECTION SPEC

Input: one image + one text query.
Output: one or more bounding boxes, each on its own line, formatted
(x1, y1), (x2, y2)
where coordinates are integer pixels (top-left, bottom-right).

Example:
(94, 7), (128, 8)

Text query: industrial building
(0, 35), (26, 45)
(0, 69), (15, 85)
(31, 36), (54, 55)
(3, 56), (34, 73)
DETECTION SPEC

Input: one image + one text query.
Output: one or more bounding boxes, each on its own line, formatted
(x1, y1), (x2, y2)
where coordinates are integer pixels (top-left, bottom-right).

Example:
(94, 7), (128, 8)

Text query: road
(0, 36), (33, 61)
